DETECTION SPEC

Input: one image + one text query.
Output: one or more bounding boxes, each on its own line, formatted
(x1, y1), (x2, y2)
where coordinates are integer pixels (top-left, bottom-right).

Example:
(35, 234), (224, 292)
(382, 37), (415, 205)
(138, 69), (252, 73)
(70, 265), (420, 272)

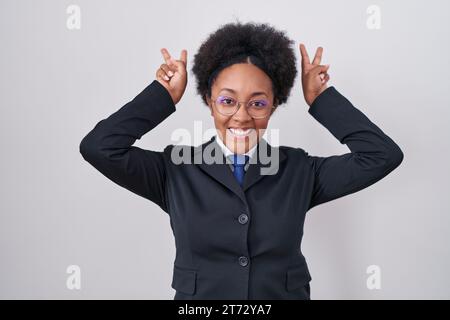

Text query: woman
(79, 21), (403, 300)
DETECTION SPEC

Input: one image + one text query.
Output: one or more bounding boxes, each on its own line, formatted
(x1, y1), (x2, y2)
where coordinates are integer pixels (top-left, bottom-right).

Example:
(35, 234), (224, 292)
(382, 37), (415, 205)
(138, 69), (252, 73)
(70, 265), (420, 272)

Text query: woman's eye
(219, 97), (235, 105)
(251, 100), (268, 108)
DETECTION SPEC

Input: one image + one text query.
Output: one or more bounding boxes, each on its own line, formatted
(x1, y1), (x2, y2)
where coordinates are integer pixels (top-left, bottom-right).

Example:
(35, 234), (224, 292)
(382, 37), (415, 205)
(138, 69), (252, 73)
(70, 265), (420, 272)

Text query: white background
(1, 0), (448, 299)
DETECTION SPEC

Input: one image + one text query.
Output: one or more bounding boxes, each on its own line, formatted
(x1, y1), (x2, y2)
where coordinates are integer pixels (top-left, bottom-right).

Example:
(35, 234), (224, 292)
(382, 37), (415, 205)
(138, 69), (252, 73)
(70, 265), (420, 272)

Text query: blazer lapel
(243, 138), (287, 191)
(194, 136), (246, 203)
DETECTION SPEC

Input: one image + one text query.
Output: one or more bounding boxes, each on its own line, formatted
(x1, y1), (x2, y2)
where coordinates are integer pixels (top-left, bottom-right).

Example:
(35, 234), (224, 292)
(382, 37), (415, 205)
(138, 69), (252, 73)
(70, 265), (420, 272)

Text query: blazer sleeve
(305, 86), (404, 211)
(79, 80), (176, 213)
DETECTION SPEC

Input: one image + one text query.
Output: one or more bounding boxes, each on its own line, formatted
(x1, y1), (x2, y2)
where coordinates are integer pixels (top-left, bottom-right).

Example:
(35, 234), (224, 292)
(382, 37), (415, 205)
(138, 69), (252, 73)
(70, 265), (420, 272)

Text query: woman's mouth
(227, 128), (255, 138)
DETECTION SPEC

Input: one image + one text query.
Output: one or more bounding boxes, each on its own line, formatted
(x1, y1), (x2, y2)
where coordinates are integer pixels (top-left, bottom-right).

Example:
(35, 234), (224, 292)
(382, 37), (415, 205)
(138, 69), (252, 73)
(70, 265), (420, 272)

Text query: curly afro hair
(191, 20), (298, 110)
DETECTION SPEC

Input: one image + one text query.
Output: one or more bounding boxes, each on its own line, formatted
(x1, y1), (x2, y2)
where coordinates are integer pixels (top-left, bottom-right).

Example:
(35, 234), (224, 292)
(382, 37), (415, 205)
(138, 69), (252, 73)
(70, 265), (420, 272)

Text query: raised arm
(79, 48), (188, 213)
(305, 86), (403, 210)
(298, 43), (403, 210)
(79, 80), (176, 212)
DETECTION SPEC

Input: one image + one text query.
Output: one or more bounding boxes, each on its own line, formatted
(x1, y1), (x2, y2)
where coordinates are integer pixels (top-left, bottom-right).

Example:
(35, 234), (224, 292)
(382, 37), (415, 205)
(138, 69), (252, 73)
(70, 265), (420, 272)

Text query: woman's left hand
(299, 43), (330, 106)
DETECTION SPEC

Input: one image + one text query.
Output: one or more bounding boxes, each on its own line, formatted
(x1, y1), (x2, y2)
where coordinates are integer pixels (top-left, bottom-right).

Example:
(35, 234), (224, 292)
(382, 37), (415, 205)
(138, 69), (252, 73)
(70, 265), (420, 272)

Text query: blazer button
(238, 256), (249, 267)
(238, 213), (249, 224)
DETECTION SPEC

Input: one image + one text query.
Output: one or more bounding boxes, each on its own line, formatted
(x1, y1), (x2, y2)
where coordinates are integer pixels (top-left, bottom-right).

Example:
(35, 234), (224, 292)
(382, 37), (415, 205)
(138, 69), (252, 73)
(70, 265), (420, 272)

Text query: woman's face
(206, 62), (275, 154)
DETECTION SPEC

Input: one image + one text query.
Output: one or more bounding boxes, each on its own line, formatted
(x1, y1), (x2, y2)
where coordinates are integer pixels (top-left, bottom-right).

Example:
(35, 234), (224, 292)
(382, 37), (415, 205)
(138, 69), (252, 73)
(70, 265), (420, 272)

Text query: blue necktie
(229, 154), (250, 187)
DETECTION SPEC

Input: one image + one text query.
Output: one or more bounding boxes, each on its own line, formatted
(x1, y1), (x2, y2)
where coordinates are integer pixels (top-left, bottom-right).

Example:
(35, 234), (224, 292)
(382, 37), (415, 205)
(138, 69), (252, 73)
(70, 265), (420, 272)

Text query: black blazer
(79, 80), (403, 300)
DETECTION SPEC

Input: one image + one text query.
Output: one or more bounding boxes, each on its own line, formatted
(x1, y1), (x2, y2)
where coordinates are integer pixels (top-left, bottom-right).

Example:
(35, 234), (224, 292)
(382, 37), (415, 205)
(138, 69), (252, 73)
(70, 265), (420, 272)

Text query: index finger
(160, 48), (172, 64)
(299, 43), (310, 67)
(180, 49), (187, 65)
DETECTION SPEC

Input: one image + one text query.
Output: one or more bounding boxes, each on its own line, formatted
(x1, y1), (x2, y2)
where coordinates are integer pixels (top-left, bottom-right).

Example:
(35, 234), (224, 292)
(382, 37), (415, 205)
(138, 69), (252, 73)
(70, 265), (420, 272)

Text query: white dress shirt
(215, 134), (257, 172)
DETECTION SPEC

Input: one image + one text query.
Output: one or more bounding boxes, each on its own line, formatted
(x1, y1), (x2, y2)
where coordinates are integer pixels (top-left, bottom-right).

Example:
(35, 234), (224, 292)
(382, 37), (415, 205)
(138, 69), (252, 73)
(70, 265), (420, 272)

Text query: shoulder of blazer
(279, 145), (310, 160)
(275, 146), (317, 172)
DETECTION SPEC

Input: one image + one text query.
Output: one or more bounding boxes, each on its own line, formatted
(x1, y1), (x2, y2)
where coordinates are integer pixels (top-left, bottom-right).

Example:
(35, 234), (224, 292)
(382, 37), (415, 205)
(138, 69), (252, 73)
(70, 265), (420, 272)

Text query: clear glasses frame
(211, 96), (277, 119)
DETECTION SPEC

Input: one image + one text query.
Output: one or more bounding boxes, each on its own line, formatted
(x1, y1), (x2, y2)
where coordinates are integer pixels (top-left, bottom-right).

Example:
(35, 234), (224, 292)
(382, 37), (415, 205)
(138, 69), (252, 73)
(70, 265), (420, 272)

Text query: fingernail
(164, 75), (169, 80)
(168, 71), (174, 76)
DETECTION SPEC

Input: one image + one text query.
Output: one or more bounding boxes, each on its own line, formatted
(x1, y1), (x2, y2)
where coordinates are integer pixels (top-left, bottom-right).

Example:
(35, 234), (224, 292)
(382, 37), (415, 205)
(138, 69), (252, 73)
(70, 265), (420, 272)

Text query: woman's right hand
(155, 48), (188, 105)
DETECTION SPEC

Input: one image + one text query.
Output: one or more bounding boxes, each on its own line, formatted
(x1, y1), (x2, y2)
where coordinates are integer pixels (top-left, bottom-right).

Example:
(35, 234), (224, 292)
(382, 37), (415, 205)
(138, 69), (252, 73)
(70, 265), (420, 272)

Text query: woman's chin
(221, 128), (261, 154)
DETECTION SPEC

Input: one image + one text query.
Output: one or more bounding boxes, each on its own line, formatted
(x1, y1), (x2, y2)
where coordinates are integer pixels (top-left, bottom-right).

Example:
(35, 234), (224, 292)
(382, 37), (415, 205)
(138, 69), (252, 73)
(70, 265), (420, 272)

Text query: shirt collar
(215, 134), (257, 159)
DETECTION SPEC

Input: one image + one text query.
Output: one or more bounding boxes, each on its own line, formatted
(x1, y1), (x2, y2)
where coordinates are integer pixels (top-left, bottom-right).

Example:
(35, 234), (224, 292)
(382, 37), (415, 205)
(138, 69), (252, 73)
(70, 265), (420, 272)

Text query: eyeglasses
(212, 95), (276, 119)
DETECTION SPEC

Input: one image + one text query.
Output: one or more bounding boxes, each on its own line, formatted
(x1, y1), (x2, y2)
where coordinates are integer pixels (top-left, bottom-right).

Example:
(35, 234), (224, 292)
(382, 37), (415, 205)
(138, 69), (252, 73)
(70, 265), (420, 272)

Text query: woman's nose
(233, 102), (253, 121)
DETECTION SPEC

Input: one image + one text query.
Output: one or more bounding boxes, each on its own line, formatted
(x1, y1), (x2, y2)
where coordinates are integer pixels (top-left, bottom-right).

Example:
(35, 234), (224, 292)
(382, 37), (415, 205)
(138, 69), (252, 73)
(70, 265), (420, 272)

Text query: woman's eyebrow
(219, 88), (268, 97)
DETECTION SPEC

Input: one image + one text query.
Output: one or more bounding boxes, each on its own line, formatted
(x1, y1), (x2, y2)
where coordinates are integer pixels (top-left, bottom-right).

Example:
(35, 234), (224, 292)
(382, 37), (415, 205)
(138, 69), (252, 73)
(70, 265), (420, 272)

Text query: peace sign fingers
(298, 43), (331, 106)
(156, 47), (188, 105)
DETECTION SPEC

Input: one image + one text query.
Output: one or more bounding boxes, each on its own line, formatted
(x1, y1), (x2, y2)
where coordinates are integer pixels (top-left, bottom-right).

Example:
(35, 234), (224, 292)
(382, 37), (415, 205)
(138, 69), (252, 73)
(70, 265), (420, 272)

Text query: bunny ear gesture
(160, 48), (188, 76)
(156, 48), (188, 105)
(299, 43), (330, 106)
(300, 44), (324, 69)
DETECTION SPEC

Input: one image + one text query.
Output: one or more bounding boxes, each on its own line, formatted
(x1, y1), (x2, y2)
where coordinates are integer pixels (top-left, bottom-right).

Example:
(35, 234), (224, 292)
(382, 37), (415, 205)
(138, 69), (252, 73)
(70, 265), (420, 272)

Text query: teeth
(229, 128), (253, 136)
